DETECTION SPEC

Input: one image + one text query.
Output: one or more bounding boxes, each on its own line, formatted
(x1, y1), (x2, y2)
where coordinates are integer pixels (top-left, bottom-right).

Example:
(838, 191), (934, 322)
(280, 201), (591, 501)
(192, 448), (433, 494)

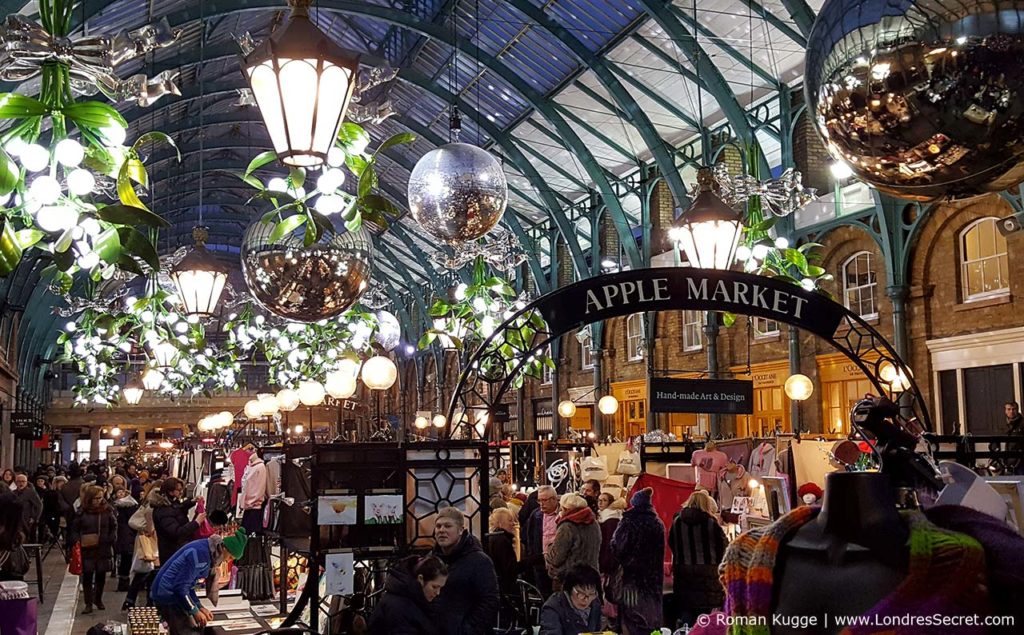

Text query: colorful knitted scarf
(719, 506), (991, 635)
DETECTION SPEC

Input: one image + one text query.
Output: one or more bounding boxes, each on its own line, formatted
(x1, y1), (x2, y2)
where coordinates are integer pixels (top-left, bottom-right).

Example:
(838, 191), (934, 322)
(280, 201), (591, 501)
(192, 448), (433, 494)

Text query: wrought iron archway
(446, 267), (931, 437)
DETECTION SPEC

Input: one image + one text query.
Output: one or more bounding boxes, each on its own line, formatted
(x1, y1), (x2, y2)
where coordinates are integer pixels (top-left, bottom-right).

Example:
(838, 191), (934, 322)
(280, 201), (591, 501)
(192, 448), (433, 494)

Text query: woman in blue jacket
(149, 529), (247, 635)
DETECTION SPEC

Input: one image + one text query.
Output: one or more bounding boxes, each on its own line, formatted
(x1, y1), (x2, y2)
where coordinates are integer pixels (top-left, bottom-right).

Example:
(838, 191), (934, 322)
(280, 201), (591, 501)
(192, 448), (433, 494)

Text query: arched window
(842, 251), (878, 319)
(682, 310), (704, 351)
(960, 217), (1009, 301)
(753, 317), (780, 338)
(626, 314), (645, 361)
(580, 330), (594, 370)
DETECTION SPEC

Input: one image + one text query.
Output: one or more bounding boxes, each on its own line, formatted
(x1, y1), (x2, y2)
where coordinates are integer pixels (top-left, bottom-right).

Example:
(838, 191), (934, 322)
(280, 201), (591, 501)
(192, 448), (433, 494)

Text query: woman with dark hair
(112, 486), (139, 591)
(71, 484), (118, 613)
(0, 492), (28, 581)
(1, 469), (14, 491)
(368, 555), (448, 635)
(539, 565), (603, 634)
(152, 478), (203, 564)
(609, 488), (665, 635)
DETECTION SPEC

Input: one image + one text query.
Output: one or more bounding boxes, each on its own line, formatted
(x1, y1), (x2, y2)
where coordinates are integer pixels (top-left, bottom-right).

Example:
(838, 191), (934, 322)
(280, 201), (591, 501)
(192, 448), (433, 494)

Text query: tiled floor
(38, 549), (141, 635)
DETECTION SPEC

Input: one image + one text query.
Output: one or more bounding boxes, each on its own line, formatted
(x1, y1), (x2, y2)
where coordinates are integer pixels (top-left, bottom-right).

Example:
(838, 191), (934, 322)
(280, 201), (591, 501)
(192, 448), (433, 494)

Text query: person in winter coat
(71, 485), (118, 614)
(597, 493), (625, 575)
(367, 555), (447, 635)
(524, 485), (560, 596)
(668, 490), (727, 628)
(609, 487), (665, 635)
(111, 487), (139, 592)
(430, 506), (500, 635)
(150, 530), (247, 635)
(485, 507), (520, 596)
(123, 485), (163, 610)
(539, 565), (603, 635)
(545, 493), (601, 591)
(152, 478), (204, 565)
(11, 473), (41, 540)
(41, 475), (63, 542)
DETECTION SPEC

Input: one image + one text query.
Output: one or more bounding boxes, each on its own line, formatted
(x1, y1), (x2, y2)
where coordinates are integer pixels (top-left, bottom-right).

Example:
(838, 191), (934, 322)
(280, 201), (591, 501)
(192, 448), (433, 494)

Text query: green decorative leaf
(346, 154), (368, 177)
(361, 193), (397, 218)
(722, 312), (736, 328)
(13, 229), (43, 249)
(357, 163), (377, 199)
(797, 242), (823, 253)
(246, 151), (278, 176)
(96, 204), (169, 228)
(337, 122), (371, 150)
(288, 167), (306, 190)
(417, 332), (437, 349)
(0, 94), (47, 118)
(344, 215), (362, 233)
(428, 299), (450, 317)
(308, 210), (335, 238)
(63, 101), (127, 129)
(53, 270), (73, 293)
(117, 161), (148, 211)
(0, 221), (23, 276)
(749, 217), (777, 233)
(116, 227), (160, 270)
(132, 132), (180, 162)
(237, 173), (264, 190)
(93, 228), (122, 264)
(0, 149), (17, 195)
(124, 157), (148, 187)
(783, 248), (808, 273)
(51, 246), (74, 272)
(376, 132), (416, 155)
(806, 265), (826, 277)
(269, 214), (307, 243)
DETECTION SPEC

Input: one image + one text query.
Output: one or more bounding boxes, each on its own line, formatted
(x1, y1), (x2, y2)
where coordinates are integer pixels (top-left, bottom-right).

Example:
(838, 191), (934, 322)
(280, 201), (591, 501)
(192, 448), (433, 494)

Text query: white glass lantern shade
(216, 411), (235, 429)
(784, 374), (814, 401)
(258, 394), (281, 416)
(598, 395), (619, 415)
(361, 355), (397, 390)
(241, 1), (358, 167)
(414, 416), (429, 429)
(337, 357), (361, 378)
(325, 370), (357, 399)
(277, 388), (301, 412)
(557, 400), (577, 418)
(197, 416), (213, 432)
(150, 341), (178, 368)
(244, 399), (263, 420)
(432, 414), (446, 428)
(669, 168), (743, 270)
(298, 380), (326, 406)
(122, 379), (144, 405)
(170, 228), (229, 318)
(142, 368), (164, 391)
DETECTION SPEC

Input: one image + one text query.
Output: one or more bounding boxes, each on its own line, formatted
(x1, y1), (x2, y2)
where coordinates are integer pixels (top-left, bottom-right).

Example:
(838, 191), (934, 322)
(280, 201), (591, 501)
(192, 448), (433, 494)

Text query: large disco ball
(805, 0), (1024, 201)
(241, 220), (372, 322)
(374, 310), (401, 351)
(407, 142), (508, 243)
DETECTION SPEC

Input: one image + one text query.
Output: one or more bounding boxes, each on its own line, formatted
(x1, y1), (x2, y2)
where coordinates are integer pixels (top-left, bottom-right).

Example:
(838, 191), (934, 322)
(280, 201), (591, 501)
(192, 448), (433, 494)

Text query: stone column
(89, 427), (101, 461)
(705, 313), (721, 437)
(788, 326), (802, 431)
(887, 285), (911, 359)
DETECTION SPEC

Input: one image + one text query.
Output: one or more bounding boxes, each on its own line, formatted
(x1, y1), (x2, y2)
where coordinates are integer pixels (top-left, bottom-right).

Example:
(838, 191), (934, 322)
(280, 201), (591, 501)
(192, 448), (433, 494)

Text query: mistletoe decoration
(238, 122), (414, 242)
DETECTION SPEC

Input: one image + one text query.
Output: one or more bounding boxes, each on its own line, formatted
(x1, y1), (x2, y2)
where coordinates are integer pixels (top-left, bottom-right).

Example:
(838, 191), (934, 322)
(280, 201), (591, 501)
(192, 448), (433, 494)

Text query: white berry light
(317, 168), (345, 192)
(67, 169), (96, 196)
(36, 205), (78, 232)
(29, 176), (61, 205)
(55, 139), (84, 167)
(316, 194), (345, 216)
(20, 144), (50, 172)
(100, 125), (127, 146)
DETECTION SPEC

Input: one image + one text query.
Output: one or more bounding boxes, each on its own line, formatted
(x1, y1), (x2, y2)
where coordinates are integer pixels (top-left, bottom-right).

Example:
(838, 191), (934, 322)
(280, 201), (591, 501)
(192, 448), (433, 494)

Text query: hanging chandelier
(240, 0), (359, 167)
(122, 378), (144, 405)
(669, 168), (744, 270)
(170, 227), (229, 319)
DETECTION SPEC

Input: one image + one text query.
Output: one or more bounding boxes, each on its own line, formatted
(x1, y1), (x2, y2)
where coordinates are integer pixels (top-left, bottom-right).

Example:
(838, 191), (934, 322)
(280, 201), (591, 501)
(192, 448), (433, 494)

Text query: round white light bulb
(327, 146), (345, 167)
(5, 137), (26, 157)
(752, 244), (770, 260)
(784, 374), (814, 401)
(55, 139), (84, 167)
(414, 416), (429, 430)
(267, 177), (287, 193)
(298, 380), (326, 406)
(598, 394), (619, 415)
(20, 144), (50, 172)
(29, 175), (61, 205)
(454, 283), (468, 301)
(276, 388), (300, 412)
(316, 168), (345, 192)
(77, 251), (99, 269)
(774, 237), (790, 250)
(67, 168), (96, 196)
(100, 125), (127, 146)
(36, 205), (78, 233)
(557, 400), (577, 418)
(432, 414), (447, 428)
(316, 194), (345, 215)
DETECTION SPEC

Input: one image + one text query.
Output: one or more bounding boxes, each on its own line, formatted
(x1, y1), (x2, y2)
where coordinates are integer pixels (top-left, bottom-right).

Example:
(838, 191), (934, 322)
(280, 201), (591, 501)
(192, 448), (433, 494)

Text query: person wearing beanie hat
(610, 487), (665, 634)
(149, 529), (249, 635)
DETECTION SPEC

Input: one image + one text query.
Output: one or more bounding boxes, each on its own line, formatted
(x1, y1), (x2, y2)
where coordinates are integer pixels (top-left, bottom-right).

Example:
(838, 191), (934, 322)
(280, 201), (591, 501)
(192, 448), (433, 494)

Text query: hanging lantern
(277, 388), (301, 412)
(432, 414), (446, 428)
(149, 341), (178, 368)
(784, 374), (814, 401)
(361, 355), (397, 390)
(598, 395), (619, 415)
(240, 0), (359, 167)
(414, 416), (429, 430)
(258, 393), (281, 416)
(298, 380), (326, 406)
(110, 426), (121, 437)
(669, 168), (744, 270)
(244, 399), (263, 419)
(216, 411), (235, 429)
(170, 227), (229, 319)
(142, 368), (164, 391)
(122, 378), (144, 405)
(557, 400), (577, 418)
(325, 370), (357, 399)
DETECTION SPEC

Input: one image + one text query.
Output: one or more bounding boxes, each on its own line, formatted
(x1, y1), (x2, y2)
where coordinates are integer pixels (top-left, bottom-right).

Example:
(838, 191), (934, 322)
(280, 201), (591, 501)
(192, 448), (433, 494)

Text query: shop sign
(539, 268), (844, 341)
(648, 377), (754, 415)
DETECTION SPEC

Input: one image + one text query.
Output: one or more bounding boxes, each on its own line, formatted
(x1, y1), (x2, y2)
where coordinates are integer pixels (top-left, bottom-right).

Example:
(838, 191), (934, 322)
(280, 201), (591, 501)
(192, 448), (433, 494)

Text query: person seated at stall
(367, 555), (447, 635)
(149, 530), (247, 635)
(539, 565), (603, 635)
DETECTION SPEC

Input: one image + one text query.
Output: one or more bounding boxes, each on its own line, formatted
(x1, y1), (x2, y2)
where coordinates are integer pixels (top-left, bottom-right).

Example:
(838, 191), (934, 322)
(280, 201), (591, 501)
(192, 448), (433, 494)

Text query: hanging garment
(239, 454), (267, 512)
(229, 447), (253, 508)
(717, 464), (749, 512)
(747, 442), (777, 478)
(690, 449), (728, 493)
(264, 455), (282, 498)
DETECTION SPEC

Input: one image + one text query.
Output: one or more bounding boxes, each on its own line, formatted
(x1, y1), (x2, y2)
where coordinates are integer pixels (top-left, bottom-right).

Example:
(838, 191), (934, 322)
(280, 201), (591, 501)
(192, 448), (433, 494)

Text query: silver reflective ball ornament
(241, 221), (372, 322)
(805, 0), (1024, 201)
(374, 310), (401, 351)
(407, 142), (508, 243)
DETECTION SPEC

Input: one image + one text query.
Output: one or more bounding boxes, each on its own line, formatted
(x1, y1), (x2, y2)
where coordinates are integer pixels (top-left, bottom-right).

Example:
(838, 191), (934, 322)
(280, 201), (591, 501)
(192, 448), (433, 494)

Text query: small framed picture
(730, 496), (751, 516)
(318, 494), (358, 526)
(761, 477), (791, 520)
(363, 493), (404, 525)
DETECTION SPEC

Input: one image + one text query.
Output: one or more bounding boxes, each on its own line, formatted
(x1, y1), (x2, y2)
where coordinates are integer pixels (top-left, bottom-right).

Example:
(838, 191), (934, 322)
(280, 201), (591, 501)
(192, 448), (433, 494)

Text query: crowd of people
(367, 472), (731, 635)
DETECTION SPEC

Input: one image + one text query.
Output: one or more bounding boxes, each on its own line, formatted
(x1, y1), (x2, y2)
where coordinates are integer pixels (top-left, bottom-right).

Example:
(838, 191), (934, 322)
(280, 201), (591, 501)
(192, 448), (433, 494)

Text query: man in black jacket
(151, 478), (204, 564)
(431, 507), (499, 635)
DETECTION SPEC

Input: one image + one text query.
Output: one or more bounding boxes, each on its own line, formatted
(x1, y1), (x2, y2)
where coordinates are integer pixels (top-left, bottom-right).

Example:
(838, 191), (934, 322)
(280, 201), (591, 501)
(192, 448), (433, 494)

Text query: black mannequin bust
(771, 472), (910, 634)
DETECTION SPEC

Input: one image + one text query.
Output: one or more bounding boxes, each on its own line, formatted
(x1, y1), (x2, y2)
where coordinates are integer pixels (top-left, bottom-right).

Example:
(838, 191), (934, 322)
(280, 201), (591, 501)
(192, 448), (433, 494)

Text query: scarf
(720, 506), (990, 634)
(558, 506), (595, 526)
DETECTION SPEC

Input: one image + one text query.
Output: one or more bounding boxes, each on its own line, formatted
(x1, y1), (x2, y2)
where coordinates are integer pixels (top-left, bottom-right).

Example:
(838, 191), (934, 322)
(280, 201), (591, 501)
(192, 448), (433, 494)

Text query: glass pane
(965, 261), (983, 296)
(964, 225), (981, 261)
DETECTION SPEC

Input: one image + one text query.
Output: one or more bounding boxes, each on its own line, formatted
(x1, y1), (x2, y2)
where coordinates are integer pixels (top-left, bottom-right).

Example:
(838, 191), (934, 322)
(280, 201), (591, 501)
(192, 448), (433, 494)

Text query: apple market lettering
(585, 278), (670, 314)
(685, 277), (809, 320)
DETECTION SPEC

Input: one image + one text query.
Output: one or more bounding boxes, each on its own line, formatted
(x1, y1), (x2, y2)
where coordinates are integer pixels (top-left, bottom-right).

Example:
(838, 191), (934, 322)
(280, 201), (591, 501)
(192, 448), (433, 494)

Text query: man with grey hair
(525, 485), (559, 597)
(430, 506), (499, 634)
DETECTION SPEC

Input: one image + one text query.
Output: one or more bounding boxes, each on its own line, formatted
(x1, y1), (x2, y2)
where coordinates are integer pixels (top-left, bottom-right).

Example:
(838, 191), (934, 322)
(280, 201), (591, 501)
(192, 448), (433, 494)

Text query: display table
(201, 596), (282, 635)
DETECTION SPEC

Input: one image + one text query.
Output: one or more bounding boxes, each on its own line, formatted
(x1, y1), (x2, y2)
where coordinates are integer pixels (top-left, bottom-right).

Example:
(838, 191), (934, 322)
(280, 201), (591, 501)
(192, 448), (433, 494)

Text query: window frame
(682, 310), (704, 352)
(842, 250), (879, 320)
(752, 317), (780, 339)
(580, 337), (594, 370)
(541, 345), (553, 385)
(626, 314), (645, 362)
(960, 217), (1010, 302)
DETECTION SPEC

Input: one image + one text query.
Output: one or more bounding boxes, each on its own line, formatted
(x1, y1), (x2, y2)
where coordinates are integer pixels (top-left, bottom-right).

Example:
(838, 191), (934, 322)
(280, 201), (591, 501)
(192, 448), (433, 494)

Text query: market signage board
(648, 377), (754, 414)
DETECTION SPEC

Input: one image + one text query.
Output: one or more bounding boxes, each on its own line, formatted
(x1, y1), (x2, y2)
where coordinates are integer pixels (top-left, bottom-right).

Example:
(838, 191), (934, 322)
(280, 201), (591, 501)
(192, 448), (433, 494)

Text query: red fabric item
(229, 447), (252, 507)
(557, 506), (596, 526)
(193, 499), (215, 539)
(68, 543), (82, 576)
(797, 482), (824, 501)
(628, 473), (696, 566)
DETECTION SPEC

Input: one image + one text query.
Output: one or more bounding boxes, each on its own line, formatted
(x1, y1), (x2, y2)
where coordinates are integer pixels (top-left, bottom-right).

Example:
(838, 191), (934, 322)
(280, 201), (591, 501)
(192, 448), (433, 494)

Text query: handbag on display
(581, 455), (609, 481)
(616, 441), (641, 476)
(193, 500), (215, 539)
(68, 543), (82, 576)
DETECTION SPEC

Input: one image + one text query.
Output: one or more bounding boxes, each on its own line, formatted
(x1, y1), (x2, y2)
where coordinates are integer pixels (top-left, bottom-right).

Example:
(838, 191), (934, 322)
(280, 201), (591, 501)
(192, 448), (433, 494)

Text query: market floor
(37, 548), (140, 635)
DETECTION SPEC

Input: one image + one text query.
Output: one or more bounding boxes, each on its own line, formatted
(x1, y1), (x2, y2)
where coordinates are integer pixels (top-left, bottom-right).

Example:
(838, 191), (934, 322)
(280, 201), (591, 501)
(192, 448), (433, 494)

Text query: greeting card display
(325, 552), (354, 596)
(317, 495), (358, 525)
(363, 493), (404, 525)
